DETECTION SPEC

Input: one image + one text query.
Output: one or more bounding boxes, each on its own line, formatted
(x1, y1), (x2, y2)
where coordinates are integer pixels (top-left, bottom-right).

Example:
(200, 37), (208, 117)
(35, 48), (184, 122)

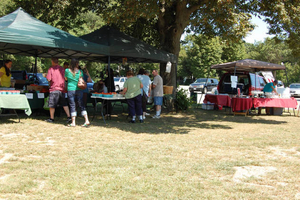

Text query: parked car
(87, 80), (94, 91)
(11, 70), (28, 89)
(27, 73), (49, 86)
(189, 78), (218, 94)
(114, 77), (127, 91)
(289, 83), (300, 97)
(217, 72), (266, 95)
(277, 80), (284, 88)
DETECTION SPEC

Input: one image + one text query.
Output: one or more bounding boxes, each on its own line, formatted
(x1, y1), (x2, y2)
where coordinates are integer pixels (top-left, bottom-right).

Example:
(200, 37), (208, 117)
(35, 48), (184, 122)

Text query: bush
(175, 88), (192, 111)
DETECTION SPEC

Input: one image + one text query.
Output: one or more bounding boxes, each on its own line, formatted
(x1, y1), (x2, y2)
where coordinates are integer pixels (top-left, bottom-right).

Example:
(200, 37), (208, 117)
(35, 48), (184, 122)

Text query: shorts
(48, 91), (68, 108)
(153, 96), (163, 106)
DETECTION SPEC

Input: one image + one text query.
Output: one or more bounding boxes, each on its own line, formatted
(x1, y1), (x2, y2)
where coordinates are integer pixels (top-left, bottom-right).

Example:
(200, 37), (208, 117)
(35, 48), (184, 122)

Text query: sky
(244, 15), (274, 43)
(181, 16), (274, 43)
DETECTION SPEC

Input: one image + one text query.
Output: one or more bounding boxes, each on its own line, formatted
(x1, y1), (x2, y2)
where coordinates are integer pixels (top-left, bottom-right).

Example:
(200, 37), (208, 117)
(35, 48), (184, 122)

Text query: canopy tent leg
(196, 67), (212, 108)
(285, 69), (289, 85)
(107, 56), (111, 92)
(34, 56), (37, 73)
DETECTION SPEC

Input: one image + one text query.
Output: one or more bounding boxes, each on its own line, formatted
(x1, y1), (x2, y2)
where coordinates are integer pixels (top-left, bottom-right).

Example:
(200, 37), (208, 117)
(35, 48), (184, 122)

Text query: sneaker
(145, 113), (150, 116)
(129, 120), (136, 123)
(45, 118), (54, 123)
(152, 115), (160, 119)
(143, 116), (146, 120)
(67, 117), (72, 123)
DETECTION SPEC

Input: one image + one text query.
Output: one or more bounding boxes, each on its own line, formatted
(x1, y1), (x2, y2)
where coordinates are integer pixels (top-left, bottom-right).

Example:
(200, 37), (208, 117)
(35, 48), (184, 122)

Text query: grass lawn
(1, 105), (300, 199)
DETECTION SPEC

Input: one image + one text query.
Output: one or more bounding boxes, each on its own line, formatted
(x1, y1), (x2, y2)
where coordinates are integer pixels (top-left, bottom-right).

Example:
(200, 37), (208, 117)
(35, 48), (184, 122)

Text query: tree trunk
(157, 1), (195, 94)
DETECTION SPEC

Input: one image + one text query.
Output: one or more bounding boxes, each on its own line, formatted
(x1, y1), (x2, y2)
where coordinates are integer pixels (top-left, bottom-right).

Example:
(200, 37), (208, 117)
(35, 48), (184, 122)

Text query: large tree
(8, 0), (300, 90)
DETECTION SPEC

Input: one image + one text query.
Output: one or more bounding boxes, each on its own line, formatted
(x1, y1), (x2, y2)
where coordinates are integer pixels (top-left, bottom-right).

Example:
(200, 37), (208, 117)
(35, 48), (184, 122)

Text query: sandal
(67, 124), (76, 127)
(81, 123), (90, 127)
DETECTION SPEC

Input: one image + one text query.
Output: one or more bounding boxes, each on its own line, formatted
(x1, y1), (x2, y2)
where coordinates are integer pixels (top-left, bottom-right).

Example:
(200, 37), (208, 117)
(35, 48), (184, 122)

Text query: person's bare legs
(154, 105), (161, 117)
(71, 116), (76, 126)
(83, 114), (90, 125)
(49, 108), (55, 119)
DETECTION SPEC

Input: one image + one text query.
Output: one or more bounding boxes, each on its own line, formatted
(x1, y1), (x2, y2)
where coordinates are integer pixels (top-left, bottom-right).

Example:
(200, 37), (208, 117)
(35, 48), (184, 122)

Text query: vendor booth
(202, 59), (298, 116)
(0, 8), (177, 122)
(0, 8), (110, 119)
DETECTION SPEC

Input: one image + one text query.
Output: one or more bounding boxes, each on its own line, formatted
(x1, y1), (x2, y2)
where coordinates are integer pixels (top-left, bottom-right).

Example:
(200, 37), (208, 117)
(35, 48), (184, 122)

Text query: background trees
(1, 0), (300, 85)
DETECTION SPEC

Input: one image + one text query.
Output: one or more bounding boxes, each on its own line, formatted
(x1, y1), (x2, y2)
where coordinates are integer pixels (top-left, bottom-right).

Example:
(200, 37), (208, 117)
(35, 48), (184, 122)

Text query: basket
(163, 85), (173, 94)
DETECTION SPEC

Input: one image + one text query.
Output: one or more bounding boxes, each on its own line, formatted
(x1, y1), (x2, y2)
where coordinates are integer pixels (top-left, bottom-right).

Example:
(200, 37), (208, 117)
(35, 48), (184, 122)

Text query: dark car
(189, 78), (219, 93)
(217, 72), (266, 95)
(11, 70), (28, 89)
(27, 73), (49, 86)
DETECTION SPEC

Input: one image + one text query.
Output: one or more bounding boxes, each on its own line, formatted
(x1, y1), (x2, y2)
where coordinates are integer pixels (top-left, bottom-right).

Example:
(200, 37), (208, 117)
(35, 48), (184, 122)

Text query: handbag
(43, 96), (49, 110)
(77, 70), (87, 90)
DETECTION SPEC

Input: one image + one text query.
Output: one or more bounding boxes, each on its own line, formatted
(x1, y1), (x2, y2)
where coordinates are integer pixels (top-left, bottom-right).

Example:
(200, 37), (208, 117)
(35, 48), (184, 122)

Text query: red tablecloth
(253, 98), (298, 108)
(231, 97), (253, 112)
(203, 94), (231, 107)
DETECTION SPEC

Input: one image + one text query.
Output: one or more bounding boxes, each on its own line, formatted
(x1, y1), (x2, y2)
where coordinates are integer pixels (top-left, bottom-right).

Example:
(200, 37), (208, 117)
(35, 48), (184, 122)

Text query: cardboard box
(27, 85), (49, 92)
(201, 103), (214, 110)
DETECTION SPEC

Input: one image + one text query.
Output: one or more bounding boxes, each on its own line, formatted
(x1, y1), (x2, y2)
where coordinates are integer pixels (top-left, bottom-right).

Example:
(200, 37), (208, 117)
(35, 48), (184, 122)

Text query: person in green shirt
(120, 70), (143, 123)
(65, 59), (90, 127)
(0, 60), (12, 87)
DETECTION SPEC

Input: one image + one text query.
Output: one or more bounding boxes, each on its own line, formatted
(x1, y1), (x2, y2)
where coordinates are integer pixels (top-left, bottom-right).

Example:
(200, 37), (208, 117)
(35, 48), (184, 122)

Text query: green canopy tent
(0, 7), (109, 65)
(80, 25), (177, 92)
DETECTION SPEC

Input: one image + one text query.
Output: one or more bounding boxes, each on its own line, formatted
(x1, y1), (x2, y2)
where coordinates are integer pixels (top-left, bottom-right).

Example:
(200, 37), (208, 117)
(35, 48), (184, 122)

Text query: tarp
(211, 59), (286, 72)
(0, 8), (109, 60)
(80, 25), (176, 63)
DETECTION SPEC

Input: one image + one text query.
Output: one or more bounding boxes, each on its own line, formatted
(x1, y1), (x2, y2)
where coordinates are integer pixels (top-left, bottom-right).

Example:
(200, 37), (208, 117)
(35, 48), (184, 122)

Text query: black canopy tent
(80, 26), (177, 92)
(80, 25), (176, 64)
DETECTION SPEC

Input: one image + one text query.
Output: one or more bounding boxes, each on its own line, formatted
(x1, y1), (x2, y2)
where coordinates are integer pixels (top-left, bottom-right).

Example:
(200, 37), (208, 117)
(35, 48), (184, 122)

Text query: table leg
(0, 109), (20, 122)
(92, 98), (97, 121)
(101, 100), (106, 124)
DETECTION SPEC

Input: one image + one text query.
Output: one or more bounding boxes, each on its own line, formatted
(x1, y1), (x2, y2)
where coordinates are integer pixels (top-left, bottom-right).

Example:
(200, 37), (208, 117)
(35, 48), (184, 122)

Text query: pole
(108, 56), (111, 92)
(285, 69), (289, 85)
(197, 66), (212, 108)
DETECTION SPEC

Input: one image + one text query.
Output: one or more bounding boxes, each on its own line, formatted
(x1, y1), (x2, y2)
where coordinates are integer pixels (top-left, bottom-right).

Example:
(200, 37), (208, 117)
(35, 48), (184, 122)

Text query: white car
(289, 83), (300, 97)
(114, 77), (127, 91)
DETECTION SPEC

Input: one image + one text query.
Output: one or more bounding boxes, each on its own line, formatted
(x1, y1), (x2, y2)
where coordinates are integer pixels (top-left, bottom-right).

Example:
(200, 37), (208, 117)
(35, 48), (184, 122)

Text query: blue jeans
(67, 90), (87, 117)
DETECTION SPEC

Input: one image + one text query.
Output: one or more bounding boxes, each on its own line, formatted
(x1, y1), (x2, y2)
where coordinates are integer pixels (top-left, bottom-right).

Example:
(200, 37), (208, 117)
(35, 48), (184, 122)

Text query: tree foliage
(3, 0), (300, 87)
(245, 37), (300, 84)
(178, 34), (247, 81)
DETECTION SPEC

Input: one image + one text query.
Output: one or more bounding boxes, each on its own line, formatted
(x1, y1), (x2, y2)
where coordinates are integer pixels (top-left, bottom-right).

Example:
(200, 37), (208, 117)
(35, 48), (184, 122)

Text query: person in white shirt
(151, 70), (163, 119)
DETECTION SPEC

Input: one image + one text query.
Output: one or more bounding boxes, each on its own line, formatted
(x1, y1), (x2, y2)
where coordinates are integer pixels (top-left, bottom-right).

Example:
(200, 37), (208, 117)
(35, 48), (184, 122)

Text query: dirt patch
(0, 153), (13, 164)
(233, 166), (277, 183)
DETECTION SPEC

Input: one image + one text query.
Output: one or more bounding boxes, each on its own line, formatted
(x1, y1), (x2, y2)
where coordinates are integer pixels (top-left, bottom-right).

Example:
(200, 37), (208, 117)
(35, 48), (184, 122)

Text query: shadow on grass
(0, 104), (290, 135)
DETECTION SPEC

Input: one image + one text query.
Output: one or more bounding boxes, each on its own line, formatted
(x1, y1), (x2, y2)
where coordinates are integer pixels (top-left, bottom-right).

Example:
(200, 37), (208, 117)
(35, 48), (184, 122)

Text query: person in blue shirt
(263, 80), (279, 95)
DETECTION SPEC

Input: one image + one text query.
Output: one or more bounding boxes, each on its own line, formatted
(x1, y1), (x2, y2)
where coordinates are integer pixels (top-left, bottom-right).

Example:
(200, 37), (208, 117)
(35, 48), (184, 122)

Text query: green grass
(0, 106), (300, 199)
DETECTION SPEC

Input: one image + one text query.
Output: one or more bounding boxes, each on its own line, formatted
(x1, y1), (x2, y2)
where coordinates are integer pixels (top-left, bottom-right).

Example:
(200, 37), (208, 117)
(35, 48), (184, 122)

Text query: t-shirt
(46, 65), (65, 92)
(65, 69), (83, 91)
(0, 67), (11, 87)
(263, 82), (275, 93)
(153, 74), (163, 97)
(137, 74), (151, 97)
(123, 76), (142, 99)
